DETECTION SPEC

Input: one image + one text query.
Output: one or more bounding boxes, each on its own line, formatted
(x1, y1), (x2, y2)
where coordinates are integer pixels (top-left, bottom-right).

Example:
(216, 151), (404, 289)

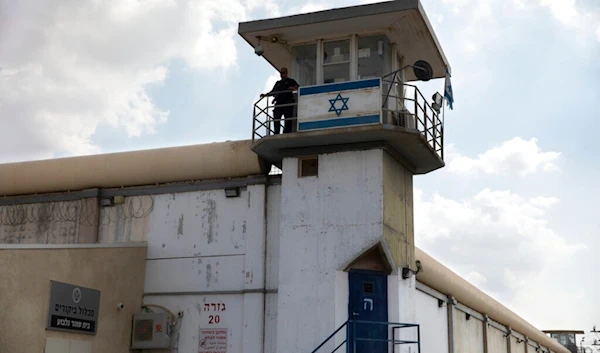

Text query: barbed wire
(0, 196), (154, 226)
(100, 195), (154, 225)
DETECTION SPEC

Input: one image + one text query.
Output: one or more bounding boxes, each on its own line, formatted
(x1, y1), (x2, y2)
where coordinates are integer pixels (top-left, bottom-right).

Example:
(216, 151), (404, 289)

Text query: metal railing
(252, 91), (299, 141)
(252, 74), (444, 160)
(381, 70), (444, 160)
(310, 319), (421, 353)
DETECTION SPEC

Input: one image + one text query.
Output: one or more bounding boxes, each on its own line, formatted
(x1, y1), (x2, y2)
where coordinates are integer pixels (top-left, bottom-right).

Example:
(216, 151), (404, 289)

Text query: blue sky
(1, 0), (600, 340)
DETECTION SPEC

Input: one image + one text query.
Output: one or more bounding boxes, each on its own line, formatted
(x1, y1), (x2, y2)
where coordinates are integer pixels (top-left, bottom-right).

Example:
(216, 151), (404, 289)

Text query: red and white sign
(198, 328), (227, 353)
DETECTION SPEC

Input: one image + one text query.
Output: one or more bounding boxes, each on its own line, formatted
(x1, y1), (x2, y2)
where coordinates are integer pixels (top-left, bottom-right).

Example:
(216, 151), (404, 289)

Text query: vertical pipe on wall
(484, 315), (490, 353)
(447, 296), (456, 353)
(262, 185), (269, 353)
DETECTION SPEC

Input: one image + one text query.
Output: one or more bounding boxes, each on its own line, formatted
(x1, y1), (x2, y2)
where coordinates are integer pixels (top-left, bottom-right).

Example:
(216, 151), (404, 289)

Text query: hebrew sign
(46, 280), (101, 335)
(198, 328), (227, 353)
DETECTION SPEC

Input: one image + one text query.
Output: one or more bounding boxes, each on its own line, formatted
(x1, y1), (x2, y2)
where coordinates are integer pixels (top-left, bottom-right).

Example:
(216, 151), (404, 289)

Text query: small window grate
(363, 282), (373, 294)
(299, 157), (318, 177)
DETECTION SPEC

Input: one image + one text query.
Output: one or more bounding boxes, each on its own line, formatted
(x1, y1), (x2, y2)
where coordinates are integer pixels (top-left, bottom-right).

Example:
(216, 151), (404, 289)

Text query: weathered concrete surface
(98, 195), (152, 244)
(276, 149), (385, 353)
(383, 150), (415, 270)
(415, 289), (449, 353)
(415, 248), (569, 353)
(0, 198), (98, 244)
(141, 292), (265, 353)
(454, 307), (485, 353)
(489, 325), (509, 353)
(0, 245), (146, 353)
(266, 184), (281, 291)
(139, 185), (267, 352)
(510, 335), (528, 353)
(264, 184), (281, 353)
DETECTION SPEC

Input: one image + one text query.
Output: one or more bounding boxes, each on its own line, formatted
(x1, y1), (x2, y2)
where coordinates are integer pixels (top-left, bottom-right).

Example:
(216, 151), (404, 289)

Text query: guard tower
(239, 1), (452, 352)
(543, 330), (585, 353)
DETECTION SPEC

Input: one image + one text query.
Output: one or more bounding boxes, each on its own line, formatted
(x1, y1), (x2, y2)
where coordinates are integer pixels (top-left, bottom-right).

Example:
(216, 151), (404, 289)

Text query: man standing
(261, 67), (299, 134)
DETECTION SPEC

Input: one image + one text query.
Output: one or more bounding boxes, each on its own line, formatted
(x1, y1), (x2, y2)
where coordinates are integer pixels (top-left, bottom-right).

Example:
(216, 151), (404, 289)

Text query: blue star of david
(328, 93), (350, 116)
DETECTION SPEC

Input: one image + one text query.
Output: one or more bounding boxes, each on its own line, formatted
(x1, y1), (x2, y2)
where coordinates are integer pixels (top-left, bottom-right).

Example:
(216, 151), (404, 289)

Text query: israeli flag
(444, 67), (454, 110)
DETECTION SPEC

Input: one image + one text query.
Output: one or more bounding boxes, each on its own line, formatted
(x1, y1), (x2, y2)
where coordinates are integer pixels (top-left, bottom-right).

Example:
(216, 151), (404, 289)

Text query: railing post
(417, 325), (421, 353)
(346, 320), (351, 353)
(267, 99), (271, 136)
(424, 102), (428, 141)
(413, 87), (418, 131)
(252, 104), (256, 141)
(352, 320), (357, 353)
(433, 111), (437, 153)
(440, 123), (444, 160)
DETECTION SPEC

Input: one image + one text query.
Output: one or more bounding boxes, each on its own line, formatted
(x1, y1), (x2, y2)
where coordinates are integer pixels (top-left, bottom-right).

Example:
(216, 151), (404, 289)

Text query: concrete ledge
(0, 242), (147, 250)
(252, 124), (444, 175)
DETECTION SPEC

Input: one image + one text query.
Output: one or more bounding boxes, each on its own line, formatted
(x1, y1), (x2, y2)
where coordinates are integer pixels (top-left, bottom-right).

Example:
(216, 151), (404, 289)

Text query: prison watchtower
(239, 0), (451, 174)
(239, 1), (454, 352)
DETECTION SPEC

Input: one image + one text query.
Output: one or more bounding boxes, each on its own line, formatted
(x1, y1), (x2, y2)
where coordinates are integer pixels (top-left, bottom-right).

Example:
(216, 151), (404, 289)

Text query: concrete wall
(0, 244), (146, 353)
(454, 306), (485, 353)
(0, 199), (98, 244)
(0, 147), (564, 353)
(276, 149), (386, 353)
(265, 184), (281, 353)
(511, 335), (528, 353)
(415, 289), (449, 353)
(382, 151), (414, 270)
(139, 185), (268, 353)
(489, 325), (509, 353)
(415, 280), (561, 353)
(98, 195), (152, 244)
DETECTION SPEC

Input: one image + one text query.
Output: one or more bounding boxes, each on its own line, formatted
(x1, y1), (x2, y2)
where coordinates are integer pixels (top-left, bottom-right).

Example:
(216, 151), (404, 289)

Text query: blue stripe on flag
(298, 115), (380, 131)
(299, 79), (381, 96)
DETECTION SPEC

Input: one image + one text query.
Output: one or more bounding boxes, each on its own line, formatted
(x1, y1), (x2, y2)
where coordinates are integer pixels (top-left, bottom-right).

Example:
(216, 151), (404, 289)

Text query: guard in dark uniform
(261, 67), (299, 134)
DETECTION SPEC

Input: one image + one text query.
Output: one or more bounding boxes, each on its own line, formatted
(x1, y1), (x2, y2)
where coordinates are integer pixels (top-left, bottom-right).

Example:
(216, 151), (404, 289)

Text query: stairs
(310, 319), (421, 353)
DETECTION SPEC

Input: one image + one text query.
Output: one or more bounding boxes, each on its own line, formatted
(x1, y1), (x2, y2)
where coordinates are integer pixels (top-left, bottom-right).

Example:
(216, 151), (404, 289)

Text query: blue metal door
(348, 270), (388, 353)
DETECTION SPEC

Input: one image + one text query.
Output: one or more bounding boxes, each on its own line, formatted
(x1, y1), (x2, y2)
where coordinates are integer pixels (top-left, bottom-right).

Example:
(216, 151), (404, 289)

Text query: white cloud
(511, 0), (600, 44)
(538, 0), (578, 25)
(299, 2), (328, 14)
(529, 196), (560, 208)
(465, 271), (487, 287)
(0, 0), (279, 163)
(446, 137), (560, 177)
(442, 0), (472, 13)
(415, 187), (586, 299)
(464, 41), (477, 53)
(596, 24), (600, 43)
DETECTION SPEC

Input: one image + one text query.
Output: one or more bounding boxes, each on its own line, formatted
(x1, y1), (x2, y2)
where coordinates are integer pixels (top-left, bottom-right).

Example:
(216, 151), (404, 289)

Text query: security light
(225, 187), (240, 198)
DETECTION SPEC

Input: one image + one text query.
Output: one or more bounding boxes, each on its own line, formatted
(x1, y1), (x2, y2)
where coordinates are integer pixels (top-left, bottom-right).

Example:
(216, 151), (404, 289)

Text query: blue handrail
(311, 319), (421, 353)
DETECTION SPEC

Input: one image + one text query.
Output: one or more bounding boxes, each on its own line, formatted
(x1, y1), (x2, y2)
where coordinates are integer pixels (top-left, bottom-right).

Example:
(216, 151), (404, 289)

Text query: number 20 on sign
(203, 302), (226, 325)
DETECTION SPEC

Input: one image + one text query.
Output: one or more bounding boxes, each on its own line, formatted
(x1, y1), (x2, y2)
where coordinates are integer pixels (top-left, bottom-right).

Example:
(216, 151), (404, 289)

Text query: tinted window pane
(358, 35), (392, 80)
(292, 44), (317, 86)
(324, 63), (350, 84)
(323, 40), (350, 64)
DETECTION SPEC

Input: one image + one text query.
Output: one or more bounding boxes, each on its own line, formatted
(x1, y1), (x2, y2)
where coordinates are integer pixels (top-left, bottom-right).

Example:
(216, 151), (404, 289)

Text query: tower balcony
(251, 71), (445, 175)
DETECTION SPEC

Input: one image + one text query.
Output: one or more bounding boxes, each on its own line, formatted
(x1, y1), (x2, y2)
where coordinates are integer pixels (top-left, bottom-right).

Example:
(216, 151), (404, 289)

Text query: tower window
(299, 156), (319, 177)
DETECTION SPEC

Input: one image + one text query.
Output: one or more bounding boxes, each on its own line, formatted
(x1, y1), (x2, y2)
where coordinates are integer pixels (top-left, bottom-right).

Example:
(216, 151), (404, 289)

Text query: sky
(1, 0), (600, 344)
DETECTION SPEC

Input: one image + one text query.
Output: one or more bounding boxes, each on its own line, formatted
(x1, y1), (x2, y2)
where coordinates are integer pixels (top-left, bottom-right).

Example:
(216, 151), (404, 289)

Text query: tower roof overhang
(238, 0), (451, 81)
